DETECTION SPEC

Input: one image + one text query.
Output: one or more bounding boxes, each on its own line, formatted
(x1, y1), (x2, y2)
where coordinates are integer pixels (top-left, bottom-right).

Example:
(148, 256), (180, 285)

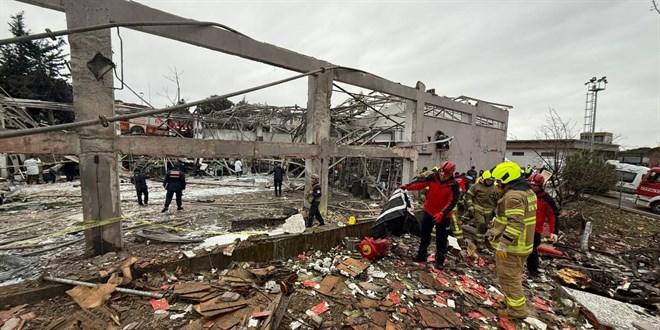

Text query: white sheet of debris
(281, 214), (306, 234)
(563, 286), (660, 330)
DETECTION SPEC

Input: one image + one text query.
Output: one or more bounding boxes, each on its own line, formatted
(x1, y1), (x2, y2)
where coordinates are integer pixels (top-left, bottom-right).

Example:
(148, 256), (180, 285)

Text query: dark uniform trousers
(137, 189), (149, 206)
(306, 202), (324, 227)
(418, 211), (451, 265)
(164, 190), (182, 209)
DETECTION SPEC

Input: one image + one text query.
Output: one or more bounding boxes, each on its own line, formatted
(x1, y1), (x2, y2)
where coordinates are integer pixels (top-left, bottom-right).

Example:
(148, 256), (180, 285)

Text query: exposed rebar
(0, 66), (337, 139)
(43, 276), (165, 299)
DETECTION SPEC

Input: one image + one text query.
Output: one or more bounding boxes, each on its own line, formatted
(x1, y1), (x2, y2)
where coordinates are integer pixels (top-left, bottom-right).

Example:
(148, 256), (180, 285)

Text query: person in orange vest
(400, 161), (460, 270)
(526, 173), (558, 277)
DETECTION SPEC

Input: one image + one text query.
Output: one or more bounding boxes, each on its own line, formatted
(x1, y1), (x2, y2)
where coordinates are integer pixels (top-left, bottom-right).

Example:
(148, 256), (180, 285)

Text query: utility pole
(583, 76), (608, 151)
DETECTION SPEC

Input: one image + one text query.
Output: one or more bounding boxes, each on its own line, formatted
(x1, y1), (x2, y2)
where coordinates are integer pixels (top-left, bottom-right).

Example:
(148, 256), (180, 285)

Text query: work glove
(467, 206), (475, 216)
(433, 212), (445, 224)
(549, 233), (558, 244)
(399, 184), (407, 190)
(495, 243), (508, 260)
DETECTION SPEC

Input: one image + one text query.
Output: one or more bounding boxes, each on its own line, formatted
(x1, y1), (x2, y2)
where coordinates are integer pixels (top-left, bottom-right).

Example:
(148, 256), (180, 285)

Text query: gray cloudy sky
(1, 0), (659, 149)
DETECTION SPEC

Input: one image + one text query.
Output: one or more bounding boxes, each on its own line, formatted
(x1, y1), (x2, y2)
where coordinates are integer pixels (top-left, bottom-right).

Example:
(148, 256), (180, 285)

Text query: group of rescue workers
(133, 162), (326, 229)
(401, 160), (559, 319)
(133, 158), (558, 319)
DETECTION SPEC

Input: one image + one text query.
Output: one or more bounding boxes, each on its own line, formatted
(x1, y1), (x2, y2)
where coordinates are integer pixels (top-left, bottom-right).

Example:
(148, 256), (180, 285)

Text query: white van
(606, 160), (650, 193)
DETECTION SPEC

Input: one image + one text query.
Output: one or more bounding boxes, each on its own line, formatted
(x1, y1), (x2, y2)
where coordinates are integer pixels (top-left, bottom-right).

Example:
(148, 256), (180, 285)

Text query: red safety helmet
(528, 173), (545, 186)
(437, 161), (456, 179)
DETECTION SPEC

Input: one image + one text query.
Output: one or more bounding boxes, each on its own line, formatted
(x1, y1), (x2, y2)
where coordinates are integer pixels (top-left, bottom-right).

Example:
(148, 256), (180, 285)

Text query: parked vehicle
(606, 160), (649, 194)
(635, 167), (660, 214)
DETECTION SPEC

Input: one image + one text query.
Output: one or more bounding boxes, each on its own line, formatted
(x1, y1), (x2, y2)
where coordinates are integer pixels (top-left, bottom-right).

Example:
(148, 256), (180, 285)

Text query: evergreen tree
(195, 95), (234, 115)
(562, 151), (618, 199)
(0, 11), (73, 124)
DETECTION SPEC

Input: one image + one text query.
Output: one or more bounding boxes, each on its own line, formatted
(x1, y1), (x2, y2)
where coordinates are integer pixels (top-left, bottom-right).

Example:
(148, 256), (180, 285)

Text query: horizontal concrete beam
(0, 132), (80, 154)
(1, 132), (417, 160)
(15, 0), (461, 106)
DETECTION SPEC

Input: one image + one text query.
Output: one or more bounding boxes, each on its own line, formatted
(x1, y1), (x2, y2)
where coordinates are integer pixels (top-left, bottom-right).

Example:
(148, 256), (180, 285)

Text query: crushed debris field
(0, 177), (658, 329)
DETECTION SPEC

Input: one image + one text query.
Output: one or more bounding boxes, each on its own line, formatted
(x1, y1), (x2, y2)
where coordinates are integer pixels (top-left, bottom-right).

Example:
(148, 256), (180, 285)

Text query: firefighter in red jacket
(400, 161), (460, 269)
(526, 173), (558, 277)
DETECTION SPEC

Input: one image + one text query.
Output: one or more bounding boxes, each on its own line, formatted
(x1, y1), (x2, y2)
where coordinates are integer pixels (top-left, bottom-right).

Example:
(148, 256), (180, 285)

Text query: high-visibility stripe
(523, 216), (536, 225)
(505, 295), (526, 307)
(507, 245), (533, 254)
(505, 209), (524, 216)
(505, 227), (522, 237)
(495, 217), (508, 225)
(474, 205), (493, 213)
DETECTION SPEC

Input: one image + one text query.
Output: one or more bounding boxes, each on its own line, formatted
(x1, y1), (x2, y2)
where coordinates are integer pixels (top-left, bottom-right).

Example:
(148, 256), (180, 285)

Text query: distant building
(579, 132), (613, 144)
(505, 138), (619, 171)
(616, 147), (650, 166)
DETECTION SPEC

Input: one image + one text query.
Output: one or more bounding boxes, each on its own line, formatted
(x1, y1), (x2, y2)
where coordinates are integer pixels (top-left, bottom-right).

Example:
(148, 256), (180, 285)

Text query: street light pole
(583, 76), (608, 151)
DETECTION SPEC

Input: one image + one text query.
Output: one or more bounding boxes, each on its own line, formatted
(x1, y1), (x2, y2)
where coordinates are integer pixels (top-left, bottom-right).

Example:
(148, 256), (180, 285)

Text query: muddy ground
(0, 178), (658, 329)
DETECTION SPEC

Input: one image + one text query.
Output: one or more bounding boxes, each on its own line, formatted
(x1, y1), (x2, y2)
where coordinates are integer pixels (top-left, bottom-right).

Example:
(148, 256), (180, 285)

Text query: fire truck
(118, 116), (170, 136)
(635, 167), (660, 214)
(116, 102), (194, 137)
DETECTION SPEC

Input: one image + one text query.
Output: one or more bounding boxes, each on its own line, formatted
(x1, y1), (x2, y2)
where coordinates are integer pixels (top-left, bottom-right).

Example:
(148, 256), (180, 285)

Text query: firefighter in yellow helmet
(466, 170), (498, 248)
(486, 162), (537, 319)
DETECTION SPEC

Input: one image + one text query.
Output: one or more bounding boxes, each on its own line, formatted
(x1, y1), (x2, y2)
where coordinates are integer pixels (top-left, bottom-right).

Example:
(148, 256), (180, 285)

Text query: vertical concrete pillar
(65, 1), (123, 255)
(305, 71), (332, 213)
(402, 82), (425, 183)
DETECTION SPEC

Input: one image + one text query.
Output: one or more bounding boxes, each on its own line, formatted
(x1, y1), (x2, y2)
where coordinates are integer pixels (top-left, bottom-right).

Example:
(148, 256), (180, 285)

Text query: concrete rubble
(0, 175), (657, 329)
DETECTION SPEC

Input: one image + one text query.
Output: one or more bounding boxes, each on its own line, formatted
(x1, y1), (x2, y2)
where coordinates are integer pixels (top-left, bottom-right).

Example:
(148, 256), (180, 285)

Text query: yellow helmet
(481, 170), (493, 180)
(490, 162), (521, 184)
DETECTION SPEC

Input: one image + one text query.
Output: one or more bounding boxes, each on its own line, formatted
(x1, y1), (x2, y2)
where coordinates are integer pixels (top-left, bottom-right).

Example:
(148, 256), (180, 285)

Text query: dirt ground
(0, 179), (659, 329)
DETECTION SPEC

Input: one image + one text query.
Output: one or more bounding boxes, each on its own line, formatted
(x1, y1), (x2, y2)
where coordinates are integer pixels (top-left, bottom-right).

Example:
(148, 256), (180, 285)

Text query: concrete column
(402, 82), (425, 183)
(305, 71), (332, 213)
(65, 1), (122, 255)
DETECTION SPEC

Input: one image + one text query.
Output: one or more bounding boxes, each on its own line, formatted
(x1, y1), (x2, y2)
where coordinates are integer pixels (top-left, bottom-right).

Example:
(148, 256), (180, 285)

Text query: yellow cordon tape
(3, 216), (126, 247)
(126, 217), (264, 236)
(4, 216), (264, 248)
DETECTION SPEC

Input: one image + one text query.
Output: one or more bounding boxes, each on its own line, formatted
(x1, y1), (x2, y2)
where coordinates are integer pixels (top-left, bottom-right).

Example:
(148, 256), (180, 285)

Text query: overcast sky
(1, 0), (659, 149)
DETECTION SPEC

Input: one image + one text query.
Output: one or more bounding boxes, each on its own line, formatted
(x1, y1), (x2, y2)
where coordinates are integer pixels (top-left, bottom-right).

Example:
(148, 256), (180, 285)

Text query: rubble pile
(548, 203), (660, 310)
(0, 234), (616, 330)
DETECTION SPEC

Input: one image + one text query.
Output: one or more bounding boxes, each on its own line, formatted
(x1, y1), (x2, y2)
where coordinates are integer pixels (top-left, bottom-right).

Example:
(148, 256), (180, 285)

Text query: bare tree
(532, 108), (578, 206)
(159, 67), (184, 106)
(652, 0), (660, 14)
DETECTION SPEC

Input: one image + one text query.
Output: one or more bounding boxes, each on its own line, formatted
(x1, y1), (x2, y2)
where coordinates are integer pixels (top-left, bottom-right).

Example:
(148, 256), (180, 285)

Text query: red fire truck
(635, 167), (660, 214)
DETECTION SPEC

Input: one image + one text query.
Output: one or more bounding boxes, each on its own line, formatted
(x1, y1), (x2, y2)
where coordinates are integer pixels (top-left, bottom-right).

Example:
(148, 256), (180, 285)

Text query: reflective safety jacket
(405, 172), (460, 220)
(488, 179), (537, 255)
(450, 205), (464, 240)
(466, 182), (498, 215)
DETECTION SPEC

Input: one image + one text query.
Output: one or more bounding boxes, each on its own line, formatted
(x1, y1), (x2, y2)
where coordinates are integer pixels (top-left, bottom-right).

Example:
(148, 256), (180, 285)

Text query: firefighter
(162, 165), (186, 212)
(466, 170), (498, 248)
(526, 173), (558, 277)
(486, 161), (536, 319)
(415, 167), (433, 202)
(400, 161), (460, 269)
